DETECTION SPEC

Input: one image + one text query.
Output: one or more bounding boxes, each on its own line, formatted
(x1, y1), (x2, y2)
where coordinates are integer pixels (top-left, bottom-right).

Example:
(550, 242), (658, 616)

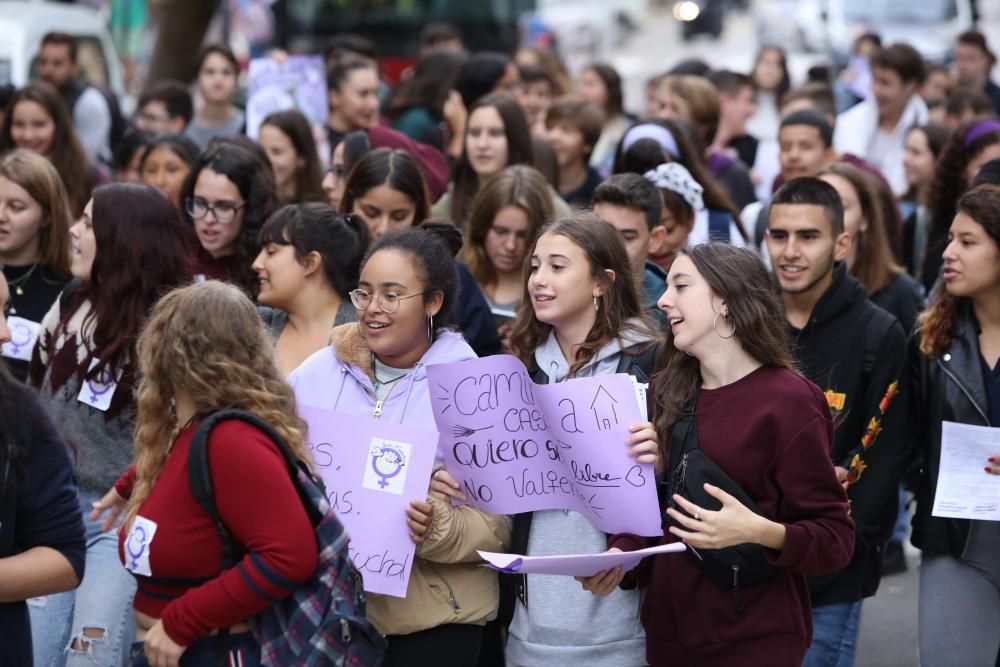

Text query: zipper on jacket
(938, 360), (991, 426)
(428, 563), (462, 613)
(732, 565), (745, 616)
(340, 617), (352, 644)
(373, 399), (383, 418)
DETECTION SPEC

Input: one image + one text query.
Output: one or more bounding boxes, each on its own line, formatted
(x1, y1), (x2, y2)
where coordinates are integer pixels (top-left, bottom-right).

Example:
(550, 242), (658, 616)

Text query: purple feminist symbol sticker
(86, 367), (116, 403)
(126, 525), (148, 570)
(6, 322), (32, 356)
(371, 446), (406, 489)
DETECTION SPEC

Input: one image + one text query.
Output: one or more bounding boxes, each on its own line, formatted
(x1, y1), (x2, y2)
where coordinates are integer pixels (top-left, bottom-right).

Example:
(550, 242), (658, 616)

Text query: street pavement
(599, 2), (1000, 665)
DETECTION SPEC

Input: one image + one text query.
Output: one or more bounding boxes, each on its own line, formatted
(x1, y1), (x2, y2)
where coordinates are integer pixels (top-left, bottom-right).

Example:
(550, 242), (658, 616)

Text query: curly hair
(918, 184), (1000, 357)
(926, 117), (1000, 230)
(127, 281), (311, 526)
(178, 140), (279, 295)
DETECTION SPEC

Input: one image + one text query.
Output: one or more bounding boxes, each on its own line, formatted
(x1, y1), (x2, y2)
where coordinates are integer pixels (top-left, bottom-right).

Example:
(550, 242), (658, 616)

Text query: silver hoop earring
(593, 296), (600, 312)
(713, 311), (736, 339)
(427, 314), (434, 341)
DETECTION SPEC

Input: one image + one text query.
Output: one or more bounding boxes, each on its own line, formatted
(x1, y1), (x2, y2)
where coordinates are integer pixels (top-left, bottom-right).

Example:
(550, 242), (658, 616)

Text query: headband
(644, 162), (704, 211)
(620, 123), (682, 160)
(963, 119), (1000, 148)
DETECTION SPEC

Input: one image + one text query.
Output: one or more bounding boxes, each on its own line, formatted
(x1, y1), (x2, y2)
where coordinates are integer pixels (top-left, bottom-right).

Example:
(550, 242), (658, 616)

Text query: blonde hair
(0, 149), (73, 278)
(658, 75), (720, 147)
(127, 281), (311, 523)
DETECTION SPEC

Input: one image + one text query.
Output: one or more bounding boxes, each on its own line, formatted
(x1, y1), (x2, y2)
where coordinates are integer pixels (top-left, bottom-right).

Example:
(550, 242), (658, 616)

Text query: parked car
(0, 1), (125, 97)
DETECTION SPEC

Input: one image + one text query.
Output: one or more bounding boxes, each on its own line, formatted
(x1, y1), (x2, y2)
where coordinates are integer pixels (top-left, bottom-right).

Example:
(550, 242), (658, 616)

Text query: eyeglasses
(185, 197), (246, 224)
(349, 288), (427, 313)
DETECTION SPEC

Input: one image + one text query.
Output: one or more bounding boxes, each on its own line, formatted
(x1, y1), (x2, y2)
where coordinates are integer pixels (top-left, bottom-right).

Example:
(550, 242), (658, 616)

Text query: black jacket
(0, 381), (85, 665)
(909, 301), (989, 558)
(871, 271), (924, 338)
(790, 264), (908, 606)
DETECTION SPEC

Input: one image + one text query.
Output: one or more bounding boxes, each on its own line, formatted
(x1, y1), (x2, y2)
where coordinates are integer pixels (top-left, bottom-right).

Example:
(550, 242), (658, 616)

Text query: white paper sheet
(477, 542), (686, 577)
(931, 421), (1000, 521)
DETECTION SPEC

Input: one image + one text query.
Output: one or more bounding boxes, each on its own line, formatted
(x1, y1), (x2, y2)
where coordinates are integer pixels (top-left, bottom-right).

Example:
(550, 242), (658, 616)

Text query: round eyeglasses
(349, 288), (427, 313)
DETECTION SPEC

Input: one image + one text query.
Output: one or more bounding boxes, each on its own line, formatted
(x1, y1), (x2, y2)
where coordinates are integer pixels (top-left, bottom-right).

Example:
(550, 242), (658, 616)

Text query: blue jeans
(129, 633), (260, 667)
(802, 600), (863, 667)
(29, 487), (137, 667)
(891, 487), (910, 542)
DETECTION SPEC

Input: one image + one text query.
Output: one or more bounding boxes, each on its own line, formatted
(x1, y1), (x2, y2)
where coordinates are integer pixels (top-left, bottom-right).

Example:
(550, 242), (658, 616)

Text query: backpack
(188, 410), (386, 666)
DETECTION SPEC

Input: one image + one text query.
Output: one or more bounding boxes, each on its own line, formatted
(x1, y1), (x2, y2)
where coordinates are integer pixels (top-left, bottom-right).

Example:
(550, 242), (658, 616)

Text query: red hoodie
(612, 366), (854, 667)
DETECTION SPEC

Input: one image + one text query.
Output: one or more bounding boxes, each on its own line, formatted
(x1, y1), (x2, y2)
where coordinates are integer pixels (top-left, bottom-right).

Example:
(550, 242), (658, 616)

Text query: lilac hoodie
(288, 325), (478, 462)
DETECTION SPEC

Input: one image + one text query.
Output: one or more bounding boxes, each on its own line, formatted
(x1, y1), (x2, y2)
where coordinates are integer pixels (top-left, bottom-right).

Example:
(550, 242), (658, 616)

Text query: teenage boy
(135, 80), (194, 135)
(518, 65), (555, 136)
(592, 173), (667, 326)
(765, 177), (908, 667)
(953, 30), (1000, 114)
(544, 97), (603, 209)
(746, 110), (837, 250)
(709, 70), (759, 169)
(834, 43), (928, 196)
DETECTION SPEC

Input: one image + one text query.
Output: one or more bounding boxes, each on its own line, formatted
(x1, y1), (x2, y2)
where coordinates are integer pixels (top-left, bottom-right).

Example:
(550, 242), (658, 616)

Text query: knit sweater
(28, 295), (136, 493)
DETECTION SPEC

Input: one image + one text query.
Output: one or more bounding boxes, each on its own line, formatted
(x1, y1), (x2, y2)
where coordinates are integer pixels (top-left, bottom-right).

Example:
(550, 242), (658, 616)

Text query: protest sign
(427, 355), (662, 536)
(246, 55), (327, 139)
(477, 543), (685, 577)
(299, 406), (437, 597)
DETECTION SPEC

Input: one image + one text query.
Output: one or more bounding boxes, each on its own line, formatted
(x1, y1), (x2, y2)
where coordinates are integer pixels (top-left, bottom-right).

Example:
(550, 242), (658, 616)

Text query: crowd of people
(0, 17), (999, 667)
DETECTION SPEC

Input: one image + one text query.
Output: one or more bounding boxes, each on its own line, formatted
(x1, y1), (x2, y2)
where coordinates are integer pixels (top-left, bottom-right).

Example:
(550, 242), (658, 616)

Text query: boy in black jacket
(765, 177), (908, 667)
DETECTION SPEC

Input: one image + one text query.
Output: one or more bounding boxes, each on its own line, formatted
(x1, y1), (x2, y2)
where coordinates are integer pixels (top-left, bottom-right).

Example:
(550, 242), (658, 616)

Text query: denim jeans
(802, 600), (863, 667)
(891, 487), (910, 542)
(129, 633), (260, 667)
(29, 486), (137, 667)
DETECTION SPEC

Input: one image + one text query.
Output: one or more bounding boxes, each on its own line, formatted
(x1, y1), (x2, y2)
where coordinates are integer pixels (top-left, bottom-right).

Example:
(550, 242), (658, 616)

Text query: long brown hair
(918, 185), (1000, 357)
(461, 165), (553, 289)
(818, 162), (903, 295)
(0, 82), (93, 215)
(508, 214), (656, 376)
(651, 244), (796, 448)
(127, 281), (311, 525)
(0, 149), (73, 279)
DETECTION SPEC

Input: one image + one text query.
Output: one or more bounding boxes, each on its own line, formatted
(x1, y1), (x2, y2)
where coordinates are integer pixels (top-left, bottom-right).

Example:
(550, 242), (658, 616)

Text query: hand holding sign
(427, 355), (663, 537)
(298, 407), (438, 597)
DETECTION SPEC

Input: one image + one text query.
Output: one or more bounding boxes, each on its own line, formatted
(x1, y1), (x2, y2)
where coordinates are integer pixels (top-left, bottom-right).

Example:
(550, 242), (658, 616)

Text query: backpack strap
(187, 409), (303, 569)
(863, 306), (897, 375)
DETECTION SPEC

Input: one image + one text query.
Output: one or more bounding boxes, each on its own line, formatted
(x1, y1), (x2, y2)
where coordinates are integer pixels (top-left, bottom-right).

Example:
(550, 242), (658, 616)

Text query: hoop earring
(713, 311), (736, 339)
(427, 314), (434, 341)
(593, 295), (600, 312)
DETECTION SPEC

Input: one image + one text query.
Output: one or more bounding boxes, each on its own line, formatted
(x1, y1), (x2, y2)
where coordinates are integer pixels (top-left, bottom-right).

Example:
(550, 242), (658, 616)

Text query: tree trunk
(145, 0), (222, 87)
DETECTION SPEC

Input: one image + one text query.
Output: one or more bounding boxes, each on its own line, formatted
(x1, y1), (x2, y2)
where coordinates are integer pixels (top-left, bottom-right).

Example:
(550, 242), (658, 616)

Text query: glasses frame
(349, 288), (428, 314)
(185, 197), (247, 225)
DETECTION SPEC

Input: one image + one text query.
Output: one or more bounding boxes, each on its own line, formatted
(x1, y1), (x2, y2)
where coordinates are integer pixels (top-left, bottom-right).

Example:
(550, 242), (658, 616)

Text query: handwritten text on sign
(298, 406), (437, 597)
(427, 355), (662, 536)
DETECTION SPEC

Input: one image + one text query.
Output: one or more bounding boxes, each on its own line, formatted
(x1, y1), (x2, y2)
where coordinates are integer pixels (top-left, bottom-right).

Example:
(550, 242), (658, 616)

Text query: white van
(0, 1), (124, 96)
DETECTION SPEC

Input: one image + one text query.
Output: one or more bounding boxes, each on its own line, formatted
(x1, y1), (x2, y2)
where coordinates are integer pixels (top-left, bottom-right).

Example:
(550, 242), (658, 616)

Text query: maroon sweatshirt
(612, 367), (854, 667)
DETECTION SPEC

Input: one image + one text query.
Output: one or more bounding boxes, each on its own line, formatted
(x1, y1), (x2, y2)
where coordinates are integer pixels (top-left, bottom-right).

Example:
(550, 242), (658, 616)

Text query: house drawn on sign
(590, 385), (619, 431)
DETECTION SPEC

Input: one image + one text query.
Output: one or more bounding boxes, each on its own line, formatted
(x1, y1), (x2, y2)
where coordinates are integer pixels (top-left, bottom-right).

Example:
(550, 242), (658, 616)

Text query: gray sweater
(505, 326), (652, 667)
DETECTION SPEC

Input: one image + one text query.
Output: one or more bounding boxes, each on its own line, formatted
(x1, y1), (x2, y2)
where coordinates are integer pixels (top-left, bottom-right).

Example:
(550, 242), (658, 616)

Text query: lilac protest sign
(427, 355), (662, 536)
(298, 406), (437, 597)
(246, 55), (327, 139)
